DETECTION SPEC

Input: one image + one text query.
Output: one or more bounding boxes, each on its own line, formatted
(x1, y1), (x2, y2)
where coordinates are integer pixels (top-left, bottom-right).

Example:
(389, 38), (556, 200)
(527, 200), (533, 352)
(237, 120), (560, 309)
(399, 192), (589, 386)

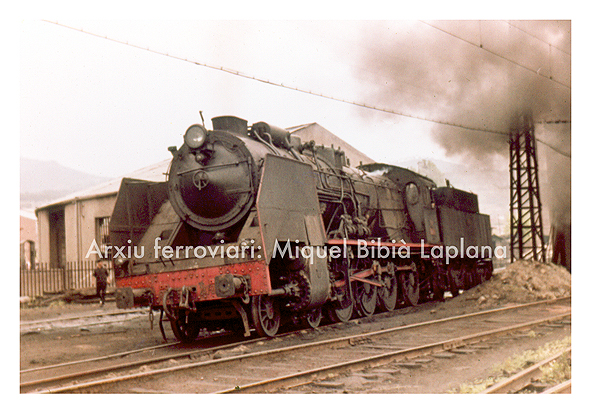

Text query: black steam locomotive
(111, 116), (493, 342)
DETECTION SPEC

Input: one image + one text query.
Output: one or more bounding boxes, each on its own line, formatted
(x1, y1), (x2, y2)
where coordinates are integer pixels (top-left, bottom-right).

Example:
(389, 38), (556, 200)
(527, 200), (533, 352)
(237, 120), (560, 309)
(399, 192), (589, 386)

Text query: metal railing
(20, 261), (115, 298)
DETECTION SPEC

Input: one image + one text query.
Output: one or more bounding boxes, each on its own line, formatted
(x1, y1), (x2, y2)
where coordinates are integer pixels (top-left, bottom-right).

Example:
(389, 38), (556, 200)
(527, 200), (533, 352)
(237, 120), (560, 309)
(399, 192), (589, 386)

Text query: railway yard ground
(19, 260), (574, 396)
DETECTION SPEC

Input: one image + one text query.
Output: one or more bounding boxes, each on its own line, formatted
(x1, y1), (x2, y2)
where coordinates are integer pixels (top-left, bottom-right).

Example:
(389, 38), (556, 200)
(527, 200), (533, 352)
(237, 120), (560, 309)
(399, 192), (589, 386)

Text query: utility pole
(509, 112), (546, 262)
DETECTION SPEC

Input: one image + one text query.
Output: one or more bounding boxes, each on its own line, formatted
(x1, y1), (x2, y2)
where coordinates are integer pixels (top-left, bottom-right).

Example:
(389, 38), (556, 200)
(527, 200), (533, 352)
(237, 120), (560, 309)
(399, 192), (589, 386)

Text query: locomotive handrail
(175, 160), (249, 176)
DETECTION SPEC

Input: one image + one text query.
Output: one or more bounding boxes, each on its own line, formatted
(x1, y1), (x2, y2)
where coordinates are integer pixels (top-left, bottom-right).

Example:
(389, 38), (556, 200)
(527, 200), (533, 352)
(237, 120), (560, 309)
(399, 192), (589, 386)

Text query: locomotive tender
(111, 116), (493, 342)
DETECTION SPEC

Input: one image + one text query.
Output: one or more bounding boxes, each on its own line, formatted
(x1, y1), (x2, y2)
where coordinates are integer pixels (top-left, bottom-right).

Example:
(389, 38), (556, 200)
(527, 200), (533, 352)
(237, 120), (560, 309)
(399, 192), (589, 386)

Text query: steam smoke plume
(355, 20), (571, 257)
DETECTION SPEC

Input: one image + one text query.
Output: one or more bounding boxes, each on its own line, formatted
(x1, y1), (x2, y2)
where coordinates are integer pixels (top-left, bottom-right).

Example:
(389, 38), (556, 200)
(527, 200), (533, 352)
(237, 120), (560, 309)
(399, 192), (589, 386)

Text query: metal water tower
(509, 112), (546, 262)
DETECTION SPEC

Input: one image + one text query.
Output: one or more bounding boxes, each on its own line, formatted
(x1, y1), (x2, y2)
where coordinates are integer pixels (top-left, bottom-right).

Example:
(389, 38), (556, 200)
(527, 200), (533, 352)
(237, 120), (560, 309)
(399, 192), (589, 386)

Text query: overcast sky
(19, 16), (571, 178)
(13, 3), (580, 239)
(19, 19), (442, 178)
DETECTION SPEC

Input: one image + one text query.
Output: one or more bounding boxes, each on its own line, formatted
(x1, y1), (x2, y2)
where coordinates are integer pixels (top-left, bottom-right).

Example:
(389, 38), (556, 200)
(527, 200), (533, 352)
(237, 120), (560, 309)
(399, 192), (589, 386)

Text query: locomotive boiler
(110, 116), (493, 342)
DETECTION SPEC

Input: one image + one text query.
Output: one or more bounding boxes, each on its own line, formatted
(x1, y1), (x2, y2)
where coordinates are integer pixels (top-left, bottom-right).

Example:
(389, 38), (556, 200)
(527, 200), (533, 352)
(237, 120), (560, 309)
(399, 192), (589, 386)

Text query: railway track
(21, 320), (314, 392)
(23, 297), (570, 394)
(480, 347), (571, 394)
(20, 308), (148, 334)
(20, 329), (259, 393)
(542, 379), (571, 394)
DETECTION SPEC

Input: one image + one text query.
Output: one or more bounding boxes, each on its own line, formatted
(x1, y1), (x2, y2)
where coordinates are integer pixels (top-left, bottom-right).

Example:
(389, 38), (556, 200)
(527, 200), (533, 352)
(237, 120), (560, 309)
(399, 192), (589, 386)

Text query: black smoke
(355, 21), (571, 265)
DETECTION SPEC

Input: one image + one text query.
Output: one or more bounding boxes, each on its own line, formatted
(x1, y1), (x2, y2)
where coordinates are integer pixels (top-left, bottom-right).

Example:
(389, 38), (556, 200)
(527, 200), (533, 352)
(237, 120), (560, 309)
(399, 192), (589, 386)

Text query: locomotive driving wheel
(400, 262), (420, 306)
(377, 264), (397, 312)
(327, 301), (354, 323)
(354, 280), (377, 317)
(304, 307), (322, 329)
(251, 295), (281, 337)
(326, 269), (354, 323)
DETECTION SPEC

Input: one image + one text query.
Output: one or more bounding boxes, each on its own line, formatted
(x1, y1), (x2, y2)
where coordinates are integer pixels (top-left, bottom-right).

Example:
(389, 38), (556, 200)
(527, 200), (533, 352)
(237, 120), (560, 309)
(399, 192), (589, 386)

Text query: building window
(96, 217), (111, 258)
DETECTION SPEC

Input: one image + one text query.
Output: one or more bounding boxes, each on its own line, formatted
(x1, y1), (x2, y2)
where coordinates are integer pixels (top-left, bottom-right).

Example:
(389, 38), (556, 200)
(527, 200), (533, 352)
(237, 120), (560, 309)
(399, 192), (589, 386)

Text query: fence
(20, 261), (115, 298)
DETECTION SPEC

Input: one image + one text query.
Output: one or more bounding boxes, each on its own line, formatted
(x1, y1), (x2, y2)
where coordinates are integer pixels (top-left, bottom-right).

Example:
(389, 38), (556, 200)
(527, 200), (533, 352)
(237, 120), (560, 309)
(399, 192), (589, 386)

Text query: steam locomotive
(111, 116), (493, 342)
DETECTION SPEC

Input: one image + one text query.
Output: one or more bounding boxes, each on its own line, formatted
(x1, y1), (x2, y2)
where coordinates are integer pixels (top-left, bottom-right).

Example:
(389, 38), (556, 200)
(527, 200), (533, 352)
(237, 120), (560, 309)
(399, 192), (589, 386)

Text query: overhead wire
(535, 138), (571, 159)
(43, 20), (571, 158)
(419, 20), (571, 90)
(42, 20), (511, 137)
(504, 21), (571, 56)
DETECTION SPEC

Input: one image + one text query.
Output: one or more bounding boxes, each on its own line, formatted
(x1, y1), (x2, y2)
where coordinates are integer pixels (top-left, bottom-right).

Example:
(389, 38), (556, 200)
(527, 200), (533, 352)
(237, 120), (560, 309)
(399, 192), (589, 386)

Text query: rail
(480, 347), (571, 394)
(28, 297), (570, 394)
(221, 313), (571, 393)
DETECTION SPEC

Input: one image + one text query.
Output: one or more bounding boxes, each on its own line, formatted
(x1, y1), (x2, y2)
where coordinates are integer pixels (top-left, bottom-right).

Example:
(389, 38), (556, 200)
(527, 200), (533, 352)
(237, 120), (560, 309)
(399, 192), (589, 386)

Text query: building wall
(75, 195), (116, 262)
(36, 194), (117, 266)
(64, 202), (77, 262)
(20, 214), (38, 269)
(20, 215), (37, 243)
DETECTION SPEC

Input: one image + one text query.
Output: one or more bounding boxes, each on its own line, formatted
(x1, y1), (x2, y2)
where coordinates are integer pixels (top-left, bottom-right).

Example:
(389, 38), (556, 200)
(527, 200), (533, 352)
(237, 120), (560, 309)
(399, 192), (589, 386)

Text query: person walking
(93, 261), (109, 306)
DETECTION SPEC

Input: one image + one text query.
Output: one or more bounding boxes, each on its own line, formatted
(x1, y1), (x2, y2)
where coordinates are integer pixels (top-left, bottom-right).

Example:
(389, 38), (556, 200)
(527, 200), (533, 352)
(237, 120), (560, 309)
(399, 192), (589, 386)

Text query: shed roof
(35, 159), (170, 212)
(287, 122), (374, 167)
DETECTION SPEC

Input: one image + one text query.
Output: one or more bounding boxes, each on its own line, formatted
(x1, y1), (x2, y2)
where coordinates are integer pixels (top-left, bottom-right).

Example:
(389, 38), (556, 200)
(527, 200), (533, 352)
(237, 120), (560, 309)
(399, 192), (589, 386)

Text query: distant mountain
(20, 158), (112, 210)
